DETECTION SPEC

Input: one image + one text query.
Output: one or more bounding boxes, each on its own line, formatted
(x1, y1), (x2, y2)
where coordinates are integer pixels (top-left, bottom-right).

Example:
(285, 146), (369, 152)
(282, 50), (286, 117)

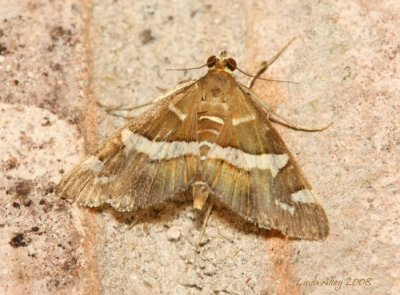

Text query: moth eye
(206, 56), (217, 68)
(226, 58), (237, 71)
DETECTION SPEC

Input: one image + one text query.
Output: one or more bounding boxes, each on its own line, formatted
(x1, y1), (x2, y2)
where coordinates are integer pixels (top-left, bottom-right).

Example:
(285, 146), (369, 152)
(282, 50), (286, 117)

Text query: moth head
(206, 51), (237, 72)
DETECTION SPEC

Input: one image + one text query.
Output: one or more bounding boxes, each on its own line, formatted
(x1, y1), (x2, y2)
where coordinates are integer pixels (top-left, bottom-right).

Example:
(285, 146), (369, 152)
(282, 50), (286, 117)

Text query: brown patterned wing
(57, 81), (201, 211)
(202, 84), (329, 240)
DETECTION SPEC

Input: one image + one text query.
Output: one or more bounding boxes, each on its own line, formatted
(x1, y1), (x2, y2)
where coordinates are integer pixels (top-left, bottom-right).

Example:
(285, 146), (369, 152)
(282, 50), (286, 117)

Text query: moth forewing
(56, 80), (201, 211)
(57, 52), (329, 241)
(201, 79), (329, 240)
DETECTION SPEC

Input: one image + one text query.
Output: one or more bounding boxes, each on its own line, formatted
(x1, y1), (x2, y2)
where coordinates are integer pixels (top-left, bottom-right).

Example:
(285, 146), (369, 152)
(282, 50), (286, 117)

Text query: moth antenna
(247, 37), (297, 88)
(236, 66), (299, 84)
(166, 63), (208, 71)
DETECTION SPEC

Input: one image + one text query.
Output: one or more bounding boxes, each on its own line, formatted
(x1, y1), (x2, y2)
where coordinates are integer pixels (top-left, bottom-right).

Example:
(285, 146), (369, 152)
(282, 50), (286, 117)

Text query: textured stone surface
(0, 0), (399, 294)
(0, 1), (99, 294)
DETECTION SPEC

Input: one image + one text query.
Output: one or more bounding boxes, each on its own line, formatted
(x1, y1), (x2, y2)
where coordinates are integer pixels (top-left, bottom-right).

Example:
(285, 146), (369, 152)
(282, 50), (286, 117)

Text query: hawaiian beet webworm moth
(57, 49), (329, 241)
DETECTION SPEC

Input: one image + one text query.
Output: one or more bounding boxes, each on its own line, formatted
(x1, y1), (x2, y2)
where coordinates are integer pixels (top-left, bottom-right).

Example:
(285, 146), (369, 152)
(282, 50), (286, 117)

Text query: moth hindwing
(57, 52), (329, 240)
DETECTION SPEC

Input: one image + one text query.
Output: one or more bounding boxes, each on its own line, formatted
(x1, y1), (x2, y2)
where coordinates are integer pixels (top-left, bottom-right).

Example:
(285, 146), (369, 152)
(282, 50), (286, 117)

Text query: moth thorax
(192, 182), (209, 210)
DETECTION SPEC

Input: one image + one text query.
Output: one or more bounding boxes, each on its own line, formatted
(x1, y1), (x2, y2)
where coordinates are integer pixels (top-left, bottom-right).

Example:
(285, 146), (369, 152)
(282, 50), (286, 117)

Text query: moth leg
(240, 85), (333, 132)
(97, 79), (196, 119)
(96, 100), (155, 119)
(269, 112), (333, 132)
(196, 200), (214, 253)
(97, 100), (154, 112)
(262, 95), (332, 131)
(248, 37), (296, 89)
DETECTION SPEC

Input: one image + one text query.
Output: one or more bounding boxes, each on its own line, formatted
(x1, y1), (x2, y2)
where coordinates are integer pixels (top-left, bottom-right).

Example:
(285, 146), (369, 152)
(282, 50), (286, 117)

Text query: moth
(57, 50), (329, 241)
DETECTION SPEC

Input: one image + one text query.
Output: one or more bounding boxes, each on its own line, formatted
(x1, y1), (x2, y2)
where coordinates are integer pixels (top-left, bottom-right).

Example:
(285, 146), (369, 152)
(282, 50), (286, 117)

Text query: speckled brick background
(0, 1), (399, 294)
